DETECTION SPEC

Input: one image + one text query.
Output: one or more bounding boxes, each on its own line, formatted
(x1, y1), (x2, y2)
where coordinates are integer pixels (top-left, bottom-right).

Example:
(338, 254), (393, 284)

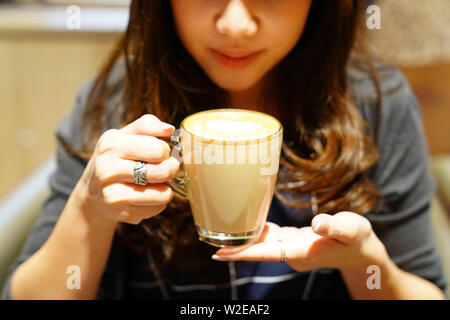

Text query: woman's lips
(210, 49), (262, 69)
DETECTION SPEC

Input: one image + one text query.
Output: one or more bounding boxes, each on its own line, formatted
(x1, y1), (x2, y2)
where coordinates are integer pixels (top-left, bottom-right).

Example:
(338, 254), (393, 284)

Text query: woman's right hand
(75, 114), (180, 225)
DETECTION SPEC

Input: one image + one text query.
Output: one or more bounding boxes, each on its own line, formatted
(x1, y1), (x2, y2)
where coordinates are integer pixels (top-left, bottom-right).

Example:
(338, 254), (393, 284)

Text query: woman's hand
(75, 114), (180, 225)
(213, 211), (392, 275)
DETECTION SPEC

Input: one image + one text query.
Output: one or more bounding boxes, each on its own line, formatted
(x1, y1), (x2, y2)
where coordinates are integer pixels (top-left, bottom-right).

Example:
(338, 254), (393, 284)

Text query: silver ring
(277, 239), (286, 263)
(133, 161), (148, 186)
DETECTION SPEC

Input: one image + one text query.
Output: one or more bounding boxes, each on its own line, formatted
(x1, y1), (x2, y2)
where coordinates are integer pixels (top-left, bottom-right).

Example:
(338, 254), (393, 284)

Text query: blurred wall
(363, 0), (450, 155)
(0, 4), (124, 198)
(401, 64), (450, 155)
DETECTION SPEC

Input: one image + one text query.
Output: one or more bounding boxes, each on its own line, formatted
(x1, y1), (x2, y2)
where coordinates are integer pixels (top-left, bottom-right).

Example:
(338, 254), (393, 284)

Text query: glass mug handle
(163, 129), (190, 200)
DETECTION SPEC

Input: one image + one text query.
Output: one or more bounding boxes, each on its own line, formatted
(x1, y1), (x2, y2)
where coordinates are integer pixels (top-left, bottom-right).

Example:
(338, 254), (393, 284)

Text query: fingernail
(313, 217), (322, 232)
(161, 123), (175, 130)
(211, 254), (220, 260)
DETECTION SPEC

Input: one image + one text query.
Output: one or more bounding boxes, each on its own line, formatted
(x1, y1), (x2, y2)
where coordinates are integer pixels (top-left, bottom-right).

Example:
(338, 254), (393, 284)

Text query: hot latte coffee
(171, 109), (283, 247)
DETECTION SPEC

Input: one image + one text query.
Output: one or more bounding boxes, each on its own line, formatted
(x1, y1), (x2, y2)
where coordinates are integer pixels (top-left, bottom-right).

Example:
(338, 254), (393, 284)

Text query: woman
(3, 0), (447, 299)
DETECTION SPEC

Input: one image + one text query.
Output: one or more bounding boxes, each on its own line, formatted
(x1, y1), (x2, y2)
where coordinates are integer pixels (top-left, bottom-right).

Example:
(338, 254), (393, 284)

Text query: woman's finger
(114, 204), (168, 225)
(97, 129), (171, 163)
(120, 114), (175, 137)
(212, 224), (331, 269)
(214, 222), (282, 255)
(95, 154), (180, 186)
(101, 182), (174, 207)
(213, 222), (286, 262)
(213, 241), (284, 262)
(311, 211), (372, 244)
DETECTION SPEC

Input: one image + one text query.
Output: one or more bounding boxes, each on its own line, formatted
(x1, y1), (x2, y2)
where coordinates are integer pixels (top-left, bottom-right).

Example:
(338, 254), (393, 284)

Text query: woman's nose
(216, 0), (258, 38)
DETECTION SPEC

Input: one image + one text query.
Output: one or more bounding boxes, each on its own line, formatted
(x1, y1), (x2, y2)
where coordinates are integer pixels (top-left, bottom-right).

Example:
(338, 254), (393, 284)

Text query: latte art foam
(182, 109), (281, 141)
(206, 120), (262, 133)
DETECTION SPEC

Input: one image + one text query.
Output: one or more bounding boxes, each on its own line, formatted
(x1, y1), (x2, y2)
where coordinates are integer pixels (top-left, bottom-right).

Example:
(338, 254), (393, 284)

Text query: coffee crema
(181, 109), (281, 141)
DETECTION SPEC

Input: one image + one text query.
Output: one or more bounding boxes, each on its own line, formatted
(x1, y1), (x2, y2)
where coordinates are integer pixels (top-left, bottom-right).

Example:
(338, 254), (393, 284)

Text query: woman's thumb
(312, 212), (371, 244)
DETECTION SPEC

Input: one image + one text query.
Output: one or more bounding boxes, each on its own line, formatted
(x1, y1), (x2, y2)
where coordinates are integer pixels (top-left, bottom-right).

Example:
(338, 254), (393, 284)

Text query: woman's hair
(60, 0), (382, 281)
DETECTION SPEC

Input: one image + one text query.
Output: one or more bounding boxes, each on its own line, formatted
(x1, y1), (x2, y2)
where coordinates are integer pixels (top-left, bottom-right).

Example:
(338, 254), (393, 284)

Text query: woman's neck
(226, 72), (278, 118)
(228, 89), (261, 111)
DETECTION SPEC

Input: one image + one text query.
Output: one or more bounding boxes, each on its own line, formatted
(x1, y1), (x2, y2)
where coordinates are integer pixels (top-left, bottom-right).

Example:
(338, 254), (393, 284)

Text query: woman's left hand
(213, 211), (391, 275)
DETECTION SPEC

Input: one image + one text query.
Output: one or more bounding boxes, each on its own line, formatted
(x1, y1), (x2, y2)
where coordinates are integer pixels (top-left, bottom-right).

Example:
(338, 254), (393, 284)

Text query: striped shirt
(105, 195), (351, 300)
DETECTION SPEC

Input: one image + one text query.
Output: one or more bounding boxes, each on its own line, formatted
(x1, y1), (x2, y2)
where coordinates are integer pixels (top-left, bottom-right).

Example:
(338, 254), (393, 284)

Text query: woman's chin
(212, 78), (260, 93)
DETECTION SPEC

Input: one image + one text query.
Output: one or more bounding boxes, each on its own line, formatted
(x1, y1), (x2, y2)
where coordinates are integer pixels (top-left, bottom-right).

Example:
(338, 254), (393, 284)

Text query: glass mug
(164, 109), (283, 247)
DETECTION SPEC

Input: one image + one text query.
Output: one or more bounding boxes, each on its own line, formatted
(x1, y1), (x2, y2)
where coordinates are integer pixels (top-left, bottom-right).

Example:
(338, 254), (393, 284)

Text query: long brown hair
(61, 0), (382, 280)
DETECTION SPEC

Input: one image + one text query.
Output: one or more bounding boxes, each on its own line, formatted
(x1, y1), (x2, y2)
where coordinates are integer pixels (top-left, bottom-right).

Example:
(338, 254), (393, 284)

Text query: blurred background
(0, 0), (129, 290)
(0, 0), (449, 296)
(0, 0), (128, 198)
